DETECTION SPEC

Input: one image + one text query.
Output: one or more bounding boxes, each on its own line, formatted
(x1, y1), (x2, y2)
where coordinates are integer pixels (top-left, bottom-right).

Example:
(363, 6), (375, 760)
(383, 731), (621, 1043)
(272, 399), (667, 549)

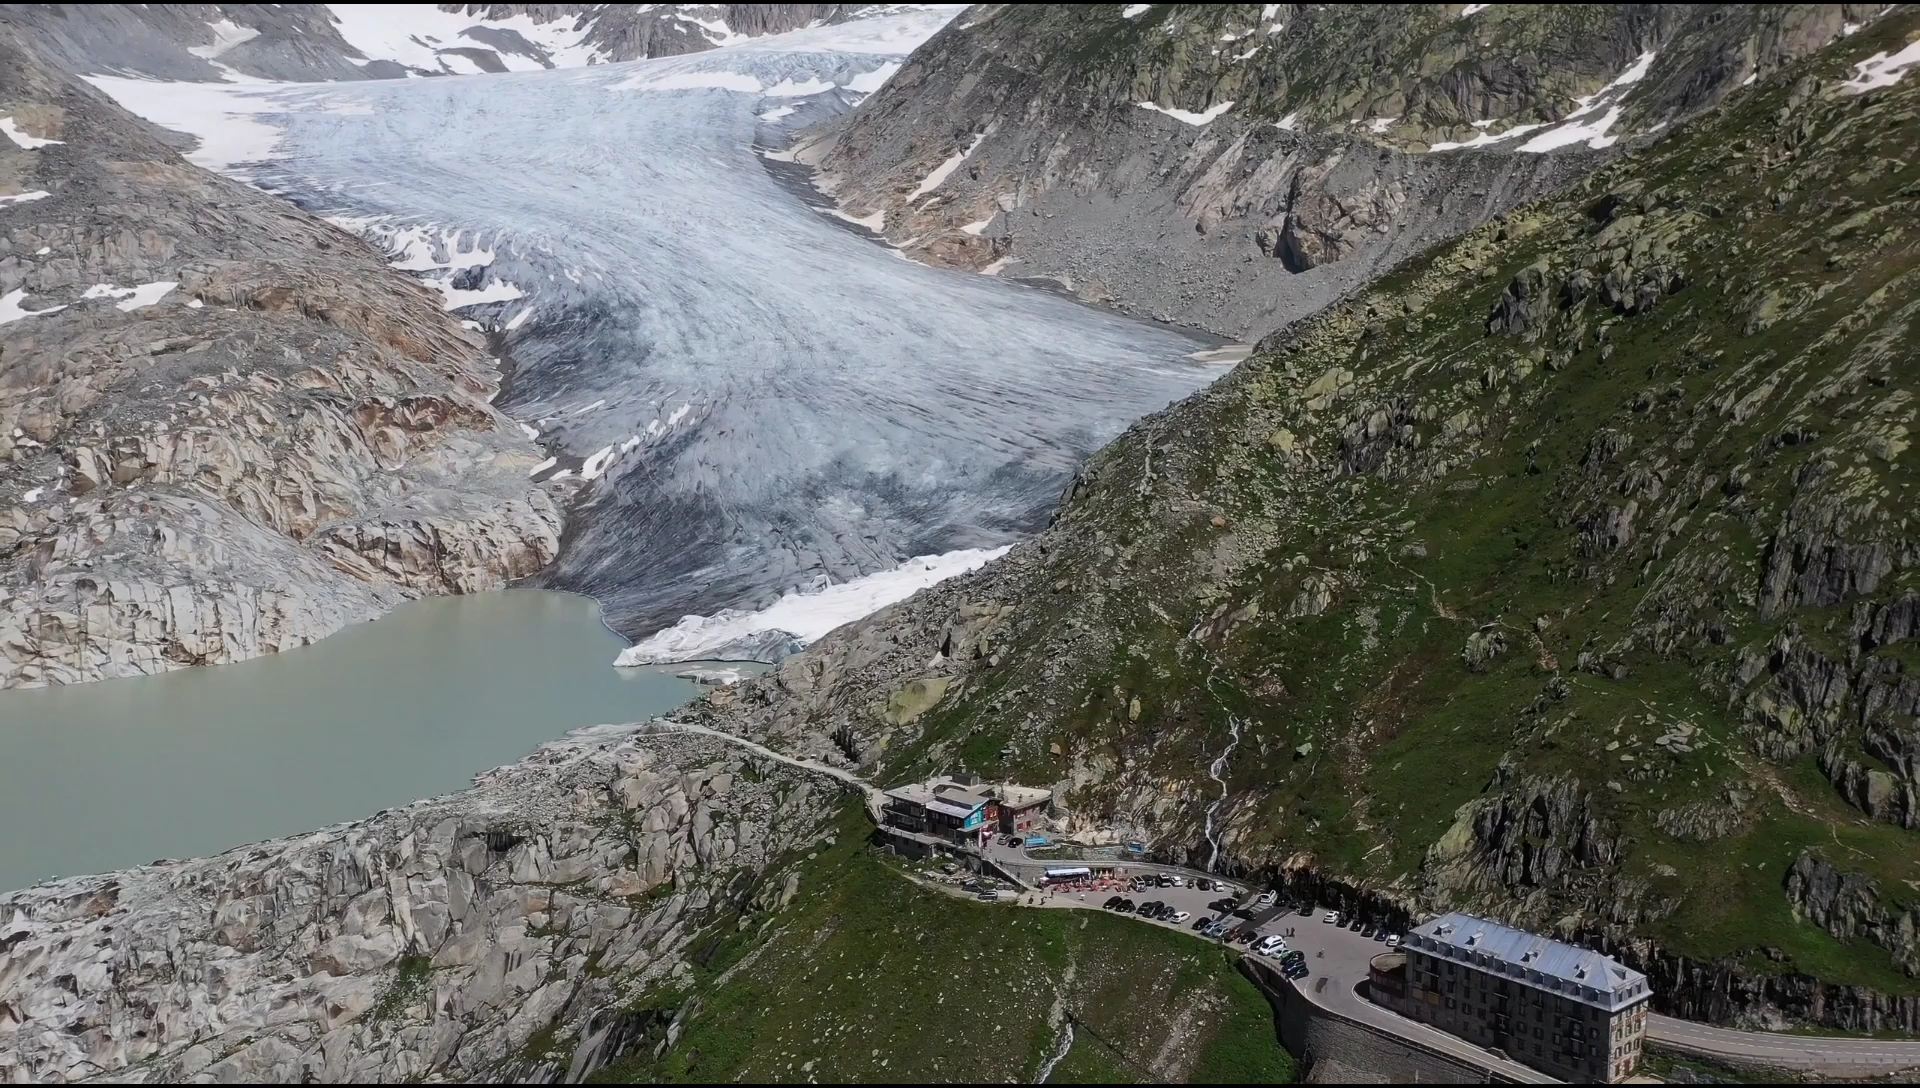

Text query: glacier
(94, 10), (1221, 663)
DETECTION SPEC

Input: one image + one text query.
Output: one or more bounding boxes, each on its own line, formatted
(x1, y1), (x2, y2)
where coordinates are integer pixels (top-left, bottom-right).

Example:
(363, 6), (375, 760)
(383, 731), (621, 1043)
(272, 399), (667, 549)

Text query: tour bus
(1043, 867), (1092, 883)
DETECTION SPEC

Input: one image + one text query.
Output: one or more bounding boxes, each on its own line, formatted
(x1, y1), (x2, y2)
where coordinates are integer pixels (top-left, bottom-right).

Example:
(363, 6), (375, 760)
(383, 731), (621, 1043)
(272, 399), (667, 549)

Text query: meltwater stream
(101, 10), (1219, 661)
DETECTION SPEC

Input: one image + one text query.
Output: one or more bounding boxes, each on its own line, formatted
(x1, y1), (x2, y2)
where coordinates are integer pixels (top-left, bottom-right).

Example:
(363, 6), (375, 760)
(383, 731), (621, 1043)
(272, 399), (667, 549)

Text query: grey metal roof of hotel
(1408, 912), (1651, 1013)
(925, 798), (983, 820)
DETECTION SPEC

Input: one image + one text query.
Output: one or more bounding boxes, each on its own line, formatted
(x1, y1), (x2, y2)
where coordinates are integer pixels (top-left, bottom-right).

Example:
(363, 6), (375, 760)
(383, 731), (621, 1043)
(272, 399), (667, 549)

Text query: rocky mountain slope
(6, 5), (1920, 1083)
(699, 9), (1920, 1027)
(805, 3), (1893, 338)
(0, 31), (559, 686)
(0, 726), (842, 1082)
(0, 4), (938, 82)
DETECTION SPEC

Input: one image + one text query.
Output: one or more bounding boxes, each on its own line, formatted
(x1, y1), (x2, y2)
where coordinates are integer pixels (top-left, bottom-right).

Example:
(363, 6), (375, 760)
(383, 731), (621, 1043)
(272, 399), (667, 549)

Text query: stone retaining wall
(1241, 958), (1505, 1084)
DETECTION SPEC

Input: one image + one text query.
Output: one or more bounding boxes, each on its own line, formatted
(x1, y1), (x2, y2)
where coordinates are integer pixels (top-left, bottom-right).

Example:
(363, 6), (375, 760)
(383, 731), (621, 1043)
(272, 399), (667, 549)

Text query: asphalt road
(646, 739), (1920, 1081)
(1646, 1013), (1920, 1075)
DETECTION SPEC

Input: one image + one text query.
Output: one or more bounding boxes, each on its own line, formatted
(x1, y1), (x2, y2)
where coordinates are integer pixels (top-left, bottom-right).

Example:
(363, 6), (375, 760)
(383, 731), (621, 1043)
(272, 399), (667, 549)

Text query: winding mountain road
(639, 720), (1920, 1080)
(1646, 1014), (1920, 1076)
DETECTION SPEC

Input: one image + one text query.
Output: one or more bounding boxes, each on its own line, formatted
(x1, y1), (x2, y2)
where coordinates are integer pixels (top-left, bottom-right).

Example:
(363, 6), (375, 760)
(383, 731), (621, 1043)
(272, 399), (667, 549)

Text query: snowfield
(93, 9), (1216, 664)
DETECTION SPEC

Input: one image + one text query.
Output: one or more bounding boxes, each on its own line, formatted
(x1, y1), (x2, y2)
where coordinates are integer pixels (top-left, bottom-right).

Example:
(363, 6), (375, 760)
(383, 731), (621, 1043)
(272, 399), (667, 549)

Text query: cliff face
(0, 727), (838, 1082)
(0, 4), (922, 82)
(806, 3), (1890, 338)
(0, 33), (559, 687)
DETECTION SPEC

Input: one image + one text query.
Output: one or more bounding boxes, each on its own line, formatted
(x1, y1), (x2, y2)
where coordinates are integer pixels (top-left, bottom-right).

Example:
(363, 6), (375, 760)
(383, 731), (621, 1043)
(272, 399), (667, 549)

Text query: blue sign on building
(961, 808), (985, 832)
(1026, 835), (1049, 847)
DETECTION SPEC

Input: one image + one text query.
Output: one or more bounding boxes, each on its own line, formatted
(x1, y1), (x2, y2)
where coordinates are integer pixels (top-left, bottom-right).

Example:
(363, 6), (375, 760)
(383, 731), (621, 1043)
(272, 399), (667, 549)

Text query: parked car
(1215, 884), (1238, 898)
(976, 890), (998, 901)
(1252, 891), (1277, 910)
(1170, 910), (1191, 924)
(1284, 963), (1310, 981)
(1168, 875), (1185, 888)
(1196, 877), (1214, 892)
(1103, 896), (1123, 910)
(1373, 929), (1388, 942)
(1254, 935), (1285, 956)
(1281, 950), (1306, 966)
(1007, 837), (1024, 847)
(1385, 934), (1401, 948)
(1156, 874), (1173, 888)
(1323, 911), (1340, 925)
(1192, 915), (1214, 931)
(1361, 924), (1376, 938)
(1116, 900), (1136, 914)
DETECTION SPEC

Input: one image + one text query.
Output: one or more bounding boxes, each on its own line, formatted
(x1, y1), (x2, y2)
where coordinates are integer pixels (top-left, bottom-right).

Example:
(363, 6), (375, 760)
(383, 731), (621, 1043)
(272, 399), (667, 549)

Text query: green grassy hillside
(863, 13), (1920, 997)
(589, 808), (1295, 1084)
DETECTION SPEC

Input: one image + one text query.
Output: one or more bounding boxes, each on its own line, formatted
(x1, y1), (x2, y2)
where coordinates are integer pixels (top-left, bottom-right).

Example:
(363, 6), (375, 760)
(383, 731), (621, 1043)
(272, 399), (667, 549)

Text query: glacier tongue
(94, 9), (1219, 656)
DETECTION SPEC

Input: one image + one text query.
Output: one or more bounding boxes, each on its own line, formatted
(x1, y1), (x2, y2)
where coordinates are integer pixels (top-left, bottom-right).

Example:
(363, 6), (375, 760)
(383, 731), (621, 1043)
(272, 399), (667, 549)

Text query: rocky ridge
(0, 4), (929, 83)
(0, 31), (559, 686)
(0, 726), (840, 1082)
(805, 3), (1892, 338)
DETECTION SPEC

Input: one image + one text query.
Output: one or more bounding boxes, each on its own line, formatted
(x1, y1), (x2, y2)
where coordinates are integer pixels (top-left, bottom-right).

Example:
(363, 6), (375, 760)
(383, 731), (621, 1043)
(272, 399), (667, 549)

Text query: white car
(1386, 934), (1402, 948)
(1253, 891), (1276, 909)
(1168, 875), (1185, 887)
(1254, 935), (1285, 956)
(1323, 911), (1340, 925)
(1169, 910), (1190, 924)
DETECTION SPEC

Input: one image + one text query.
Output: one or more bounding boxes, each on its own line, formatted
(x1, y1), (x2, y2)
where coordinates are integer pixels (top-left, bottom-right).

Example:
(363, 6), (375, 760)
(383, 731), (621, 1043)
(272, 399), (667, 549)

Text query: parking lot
(1028, 871), (1402, 983)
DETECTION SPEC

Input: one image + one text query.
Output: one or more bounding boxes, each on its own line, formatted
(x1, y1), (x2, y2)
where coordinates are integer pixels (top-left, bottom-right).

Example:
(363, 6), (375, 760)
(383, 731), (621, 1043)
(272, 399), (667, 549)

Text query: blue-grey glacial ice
(94, 11), (1220, 662)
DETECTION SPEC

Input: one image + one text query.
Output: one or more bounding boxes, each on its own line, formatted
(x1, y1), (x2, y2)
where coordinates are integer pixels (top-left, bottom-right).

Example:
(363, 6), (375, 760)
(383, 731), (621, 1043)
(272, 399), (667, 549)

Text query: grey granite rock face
(0, 32), (559, 687)
(804, 3), (1889, 340)
(0, 726), (835, 1083)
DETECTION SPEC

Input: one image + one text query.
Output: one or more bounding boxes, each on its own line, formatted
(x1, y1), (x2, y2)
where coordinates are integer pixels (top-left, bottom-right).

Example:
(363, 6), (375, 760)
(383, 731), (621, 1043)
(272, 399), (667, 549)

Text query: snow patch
(845, 62), (903, 94)
(1461, 3), (1493, 17)
(759, 105), (797, 122)
(325, 3), (606, 74)
(83, 281), (179, 311)
(908, 132), (987, 200)
(1274, 111), (1301, 131)
(1428, 121), (1544, 152)
(86, 77), (286, 173)
(188, 19), (261, 61)
(1515, 50), (1656, 152)
(1121, 4), (1153, 18)
(1843, 40), (1920, 94)
(959, 217), (993, 236)
(580, 444), (618, 481)
(505, 306), (534, 331)
(1, 117), (62, 149)
(22, 488), (44, 503)
(615, 545), (1013, 665)
(0, 190), (52, 208)
(0, 288), (65, 325)
(1138, 99), (1235, 126)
